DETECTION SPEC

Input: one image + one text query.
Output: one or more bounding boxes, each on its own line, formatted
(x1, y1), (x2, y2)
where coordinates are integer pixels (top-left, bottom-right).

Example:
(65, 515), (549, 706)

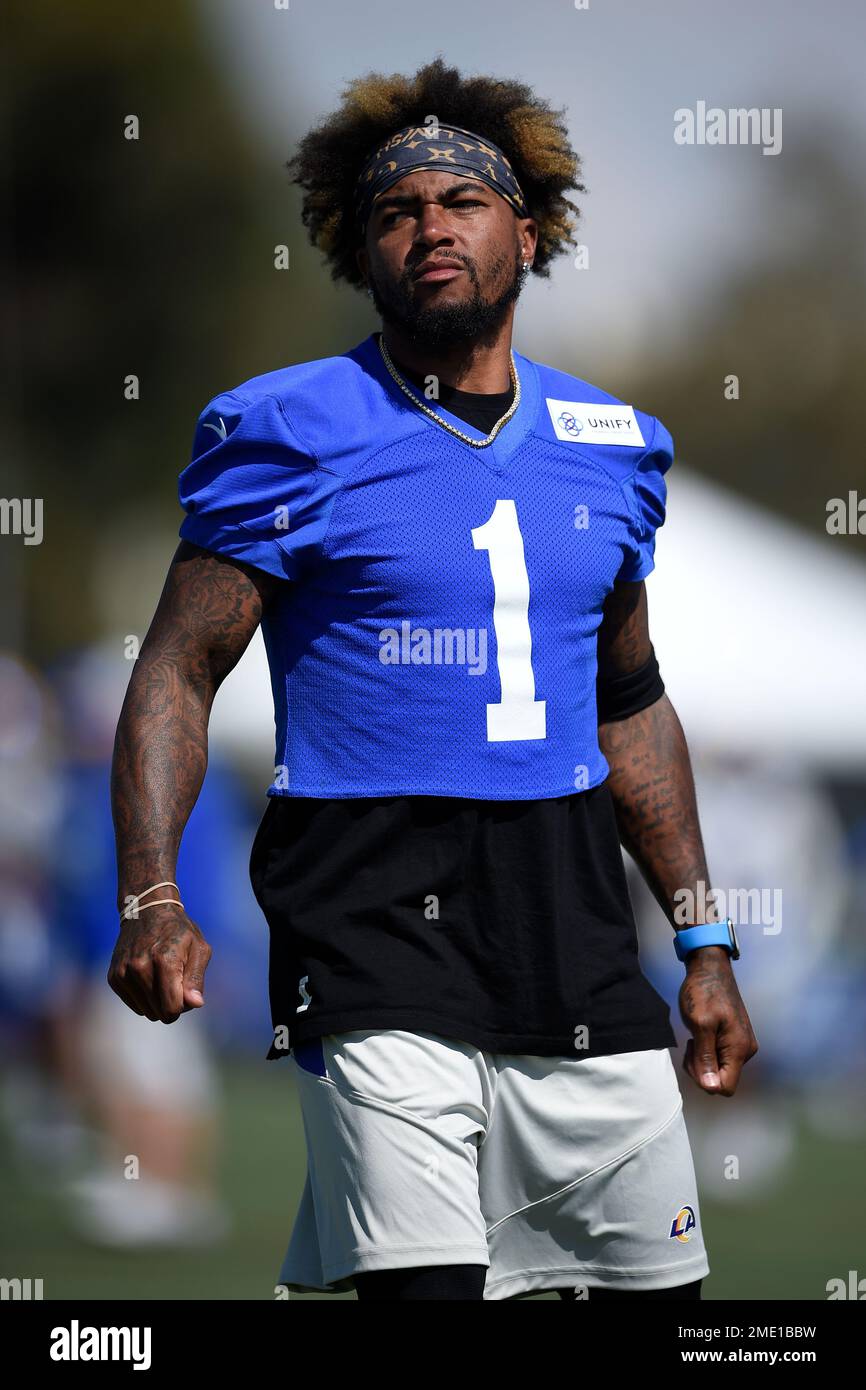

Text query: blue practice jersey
(178, 332), (672, 800)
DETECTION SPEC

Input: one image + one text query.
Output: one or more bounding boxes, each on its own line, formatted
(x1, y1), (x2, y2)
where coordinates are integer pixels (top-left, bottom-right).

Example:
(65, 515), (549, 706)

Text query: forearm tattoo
(599, 693), (713, 925)
(111, 543), (273, 909)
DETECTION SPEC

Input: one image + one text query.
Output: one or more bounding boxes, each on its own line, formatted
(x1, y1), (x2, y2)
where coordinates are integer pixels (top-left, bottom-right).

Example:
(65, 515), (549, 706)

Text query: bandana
(354, 123), (530, 235)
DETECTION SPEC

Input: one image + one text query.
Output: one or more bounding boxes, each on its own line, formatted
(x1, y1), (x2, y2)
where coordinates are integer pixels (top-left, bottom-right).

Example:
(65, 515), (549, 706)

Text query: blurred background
(2, 0), (865, 1300)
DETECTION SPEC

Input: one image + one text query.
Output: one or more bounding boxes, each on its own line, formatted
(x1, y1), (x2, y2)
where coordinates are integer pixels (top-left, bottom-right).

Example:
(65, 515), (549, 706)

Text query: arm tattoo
(111, 542), (278, 910)
(599, 694), (713, 925)
(597, 582), (712, 925)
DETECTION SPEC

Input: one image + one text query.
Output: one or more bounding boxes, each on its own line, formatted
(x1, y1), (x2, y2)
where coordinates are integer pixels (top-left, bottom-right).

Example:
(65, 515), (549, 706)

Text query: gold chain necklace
(377, 332), (521, 449)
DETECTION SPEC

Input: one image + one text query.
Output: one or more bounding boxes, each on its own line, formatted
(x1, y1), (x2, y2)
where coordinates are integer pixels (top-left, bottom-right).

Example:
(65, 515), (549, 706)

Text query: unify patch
(544, 399), (646, 447)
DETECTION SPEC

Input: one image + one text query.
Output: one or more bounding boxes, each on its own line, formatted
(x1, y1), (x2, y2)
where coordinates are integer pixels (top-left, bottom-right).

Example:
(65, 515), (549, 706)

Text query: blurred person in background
(0, 654), (79, 1169)
(41, 644), (247, 1246)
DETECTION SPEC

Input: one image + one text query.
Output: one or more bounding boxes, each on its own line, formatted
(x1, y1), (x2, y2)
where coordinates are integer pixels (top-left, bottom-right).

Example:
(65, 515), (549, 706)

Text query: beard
(367, 246), (526, 351)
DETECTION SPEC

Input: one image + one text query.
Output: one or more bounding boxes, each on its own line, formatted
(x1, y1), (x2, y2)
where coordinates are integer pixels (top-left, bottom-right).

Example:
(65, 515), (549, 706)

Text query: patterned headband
(353, 123), (530, 235)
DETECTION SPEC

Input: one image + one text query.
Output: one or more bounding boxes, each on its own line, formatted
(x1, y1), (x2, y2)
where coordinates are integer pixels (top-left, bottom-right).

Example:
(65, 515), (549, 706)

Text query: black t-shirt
(248, 362), (676, 1060)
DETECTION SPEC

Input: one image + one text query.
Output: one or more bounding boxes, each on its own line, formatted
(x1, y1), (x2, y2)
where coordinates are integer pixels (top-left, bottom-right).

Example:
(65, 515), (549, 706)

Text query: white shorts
(279, 1030), (710, 1300)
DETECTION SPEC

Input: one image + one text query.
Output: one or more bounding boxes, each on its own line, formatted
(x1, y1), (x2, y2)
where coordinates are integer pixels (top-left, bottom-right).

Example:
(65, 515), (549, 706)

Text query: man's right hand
(110, 543), (276, 1024)
(108, 905), (213, 1023)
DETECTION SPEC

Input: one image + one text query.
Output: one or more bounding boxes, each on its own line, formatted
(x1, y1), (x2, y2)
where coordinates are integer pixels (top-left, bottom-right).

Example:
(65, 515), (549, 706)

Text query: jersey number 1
(471, 499), (546, 742)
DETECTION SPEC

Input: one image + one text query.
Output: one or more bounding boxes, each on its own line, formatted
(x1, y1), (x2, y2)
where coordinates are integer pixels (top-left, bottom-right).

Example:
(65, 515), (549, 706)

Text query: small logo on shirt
(202, 414), (227, 441)
(545, 399), (645, 447)
(557, 411), (583, 437)
(669, 1205), (698, 1242)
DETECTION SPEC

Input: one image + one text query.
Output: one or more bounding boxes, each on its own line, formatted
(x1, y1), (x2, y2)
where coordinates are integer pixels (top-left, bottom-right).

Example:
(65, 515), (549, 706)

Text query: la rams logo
(557, 410), (583, 437)
(669, 1205), (697, 1242)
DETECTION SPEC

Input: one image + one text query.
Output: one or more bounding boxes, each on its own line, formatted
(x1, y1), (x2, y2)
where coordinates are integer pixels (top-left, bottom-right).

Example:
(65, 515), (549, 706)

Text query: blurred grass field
(1, 1058), (860, 1301)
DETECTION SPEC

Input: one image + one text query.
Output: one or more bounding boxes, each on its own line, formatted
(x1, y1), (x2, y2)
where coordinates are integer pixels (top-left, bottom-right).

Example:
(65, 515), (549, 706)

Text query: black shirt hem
(265, 1008), (677, 1061)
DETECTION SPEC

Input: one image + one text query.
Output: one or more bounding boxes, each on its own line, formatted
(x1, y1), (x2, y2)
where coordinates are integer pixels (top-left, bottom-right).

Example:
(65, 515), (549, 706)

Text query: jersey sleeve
(177, 390), (320, 580)
(617, 415), (674, 583)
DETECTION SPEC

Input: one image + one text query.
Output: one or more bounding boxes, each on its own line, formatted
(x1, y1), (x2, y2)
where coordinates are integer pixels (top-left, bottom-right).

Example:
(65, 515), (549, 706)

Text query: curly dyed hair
(287, 56), (586, 290)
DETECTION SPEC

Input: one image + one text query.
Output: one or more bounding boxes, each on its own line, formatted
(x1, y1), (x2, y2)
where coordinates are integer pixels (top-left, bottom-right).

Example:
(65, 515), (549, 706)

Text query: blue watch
(673, 918), (739, 962)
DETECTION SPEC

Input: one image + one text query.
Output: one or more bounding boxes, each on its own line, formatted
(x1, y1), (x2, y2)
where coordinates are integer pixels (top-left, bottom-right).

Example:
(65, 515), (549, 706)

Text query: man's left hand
(678, 946), (758, 1095)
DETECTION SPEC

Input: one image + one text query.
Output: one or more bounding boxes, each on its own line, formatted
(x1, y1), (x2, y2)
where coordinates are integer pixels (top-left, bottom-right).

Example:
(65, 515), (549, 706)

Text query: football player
(109, 58), (757, 1301)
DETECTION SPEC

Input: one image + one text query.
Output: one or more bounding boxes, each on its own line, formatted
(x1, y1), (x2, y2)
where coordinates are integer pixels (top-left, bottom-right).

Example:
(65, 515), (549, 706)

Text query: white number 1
(471, 499), (546, 742)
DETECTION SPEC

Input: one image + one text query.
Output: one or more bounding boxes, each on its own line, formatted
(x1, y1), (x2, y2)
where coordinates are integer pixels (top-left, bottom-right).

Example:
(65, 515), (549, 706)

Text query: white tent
(646, 468), (866, 771)
(209, 467), (866, 773)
